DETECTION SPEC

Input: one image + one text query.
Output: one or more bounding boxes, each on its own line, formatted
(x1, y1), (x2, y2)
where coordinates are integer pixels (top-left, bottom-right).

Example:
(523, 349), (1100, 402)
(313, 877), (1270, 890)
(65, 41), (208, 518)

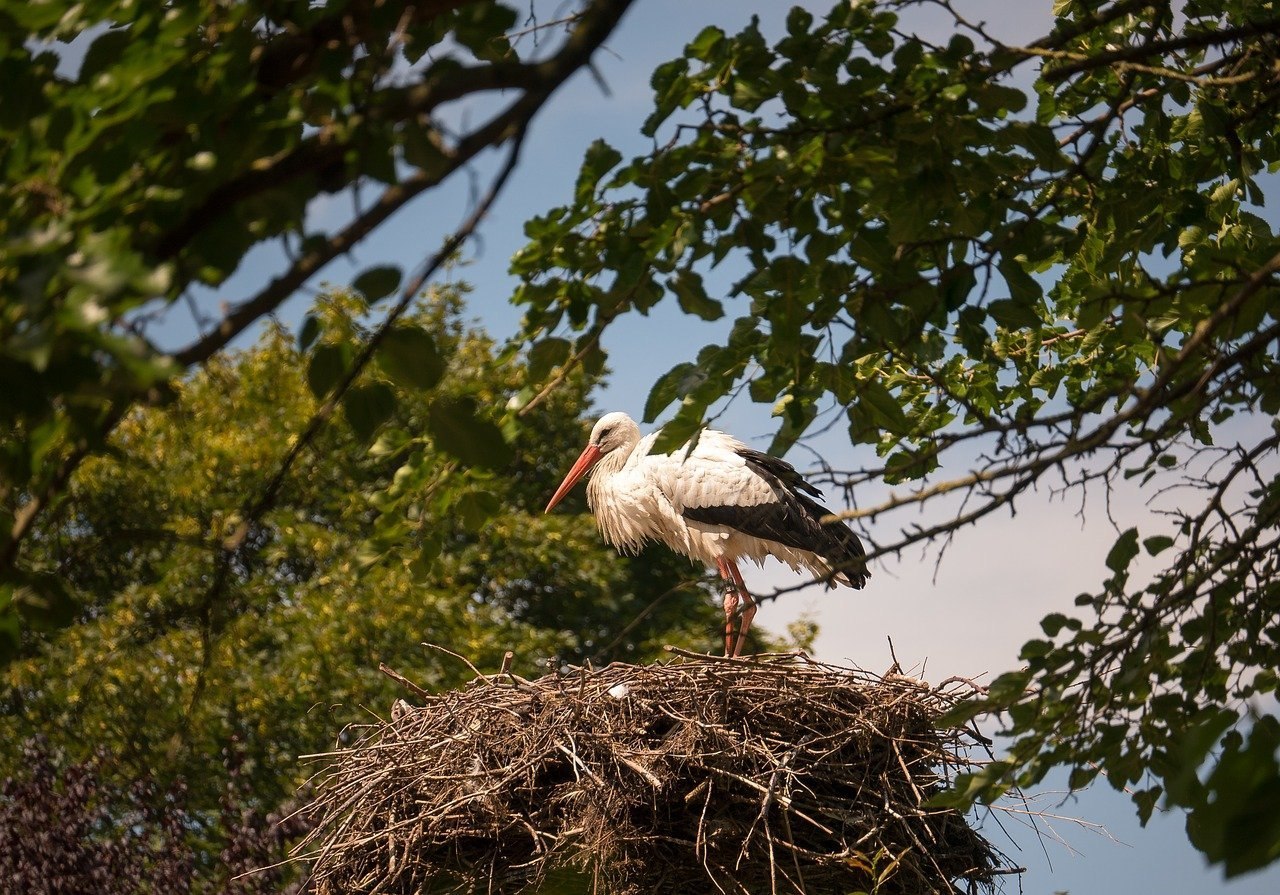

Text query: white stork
(544, 411), (869, 657)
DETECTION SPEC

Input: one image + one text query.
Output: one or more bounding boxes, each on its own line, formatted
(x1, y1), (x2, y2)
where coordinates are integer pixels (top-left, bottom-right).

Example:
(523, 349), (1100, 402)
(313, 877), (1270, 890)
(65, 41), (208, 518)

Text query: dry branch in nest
(295, 651), (1017, 895)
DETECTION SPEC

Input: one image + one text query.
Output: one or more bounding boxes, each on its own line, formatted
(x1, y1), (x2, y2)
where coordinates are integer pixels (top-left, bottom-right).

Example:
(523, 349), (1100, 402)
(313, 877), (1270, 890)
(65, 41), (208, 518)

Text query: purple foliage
(0, 740), (311, 895)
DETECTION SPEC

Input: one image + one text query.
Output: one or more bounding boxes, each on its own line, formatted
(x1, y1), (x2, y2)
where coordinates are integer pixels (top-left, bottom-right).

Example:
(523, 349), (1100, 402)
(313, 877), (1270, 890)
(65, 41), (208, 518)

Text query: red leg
(715, 557), (738, 657)
(724, 559), (756, 657)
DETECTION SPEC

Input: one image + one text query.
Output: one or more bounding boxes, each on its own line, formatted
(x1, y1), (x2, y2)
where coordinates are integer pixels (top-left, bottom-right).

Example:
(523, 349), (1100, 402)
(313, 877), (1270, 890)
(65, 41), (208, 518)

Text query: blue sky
(161, 2), (1279, 891)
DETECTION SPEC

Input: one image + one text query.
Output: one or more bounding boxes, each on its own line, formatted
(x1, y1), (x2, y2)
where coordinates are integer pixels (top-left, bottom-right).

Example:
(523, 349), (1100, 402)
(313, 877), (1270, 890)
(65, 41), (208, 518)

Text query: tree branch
(173, 0), (634, 369)
(820, 252), (1280, 554)
(222, 125), (529, 552)
(1038, 16), (1280, 83)
(252, 0), (485, 92)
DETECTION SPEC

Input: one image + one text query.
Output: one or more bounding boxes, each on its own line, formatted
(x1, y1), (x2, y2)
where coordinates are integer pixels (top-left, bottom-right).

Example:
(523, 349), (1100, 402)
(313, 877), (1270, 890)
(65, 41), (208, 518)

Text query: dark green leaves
(306, 343), (349, 399)
(427, 397), (512, 469)
(649, 409), (703, 457)
(997, 258), (1042, 304)
(939, 264), (977, 311)
(377, 326), (445, 391)
(1186, 716), (1280, 877)
(0, 592), (17, 665)
(527, 337), (572, 382)
(298, 314), (322, 352)
(575, 140), (622, 203)
(80, 28), (132, 83)
(672, 270), (723, 320)
(1105, 527), (1140, 574)
(644, 362), (697, 423)
(455, 489), (501, 533)
(687, 25), (725, 61)
(353, 266), (402, 304)
(986, 298), (1042, 330)
(342, 382), (396, 443)
(855, 380), (911, 436)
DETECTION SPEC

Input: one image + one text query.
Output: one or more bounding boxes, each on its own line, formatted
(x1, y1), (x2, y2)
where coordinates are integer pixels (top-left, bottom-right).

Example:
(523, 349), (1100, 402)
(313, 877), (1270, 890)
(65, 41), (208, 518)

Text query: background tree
(0, 288), (730, 875)
(511, 0), (1280, 876)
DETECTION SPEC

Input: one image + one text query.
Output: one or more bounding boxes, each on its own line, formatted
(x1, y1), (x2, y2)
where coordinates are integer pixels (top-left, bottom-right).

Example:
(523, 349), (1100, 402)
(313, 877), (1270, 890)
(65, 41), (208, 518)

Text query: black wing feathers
(680, 449), (869, 588)
(735, 448), (824, 498)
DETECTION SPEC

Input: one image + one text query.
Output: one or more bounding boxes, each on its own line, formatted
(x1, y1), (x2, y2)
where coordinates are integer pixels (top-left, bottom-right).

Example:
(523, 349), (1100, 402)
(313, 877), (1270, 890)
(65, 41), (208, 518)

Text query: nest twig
(295, 651), (1016, 894)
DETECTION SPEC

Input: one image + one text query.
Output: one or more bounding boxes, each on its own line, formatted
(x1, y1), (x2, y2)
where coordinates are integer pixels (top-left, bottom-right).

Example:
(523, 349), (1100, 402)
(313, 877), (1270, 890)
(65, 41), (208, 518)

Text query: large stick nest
(296, 652), (1014, 895)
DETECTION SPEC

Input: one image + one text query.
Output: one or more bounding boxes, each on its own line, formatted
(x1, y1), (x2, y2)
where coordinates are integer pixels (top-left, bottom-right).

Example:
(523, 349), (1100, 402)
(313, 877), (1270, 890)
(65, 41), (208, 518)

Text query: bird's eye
(597, 426), (614, 441)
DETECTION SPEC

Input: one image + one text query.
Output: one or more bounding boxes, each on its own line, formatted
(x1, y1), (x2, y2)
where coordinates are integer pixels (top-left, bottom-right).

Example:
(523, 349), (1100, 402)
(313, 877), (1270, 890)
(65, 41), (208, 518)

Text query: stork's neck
(585, 437), (639, 506)
(593, 438), (638, 478)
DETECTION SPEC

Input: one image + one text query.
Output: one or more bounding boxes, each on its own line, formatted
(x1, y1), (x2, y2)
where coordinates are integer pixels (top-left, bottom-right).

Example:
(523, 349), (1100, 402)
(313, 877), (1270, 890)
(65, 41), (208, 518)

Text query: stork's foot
(722, 590), (740, 657)
(725, 559), (756, 658)
(716, 557), (739, 656)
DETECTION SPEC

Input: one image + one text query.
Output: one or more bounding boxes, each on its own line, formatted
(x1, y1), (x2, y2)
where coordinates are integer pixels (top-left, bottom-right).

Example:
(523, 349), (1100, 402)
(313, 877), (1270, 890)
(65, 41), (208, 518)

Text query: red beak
(545, 443), (603, 513)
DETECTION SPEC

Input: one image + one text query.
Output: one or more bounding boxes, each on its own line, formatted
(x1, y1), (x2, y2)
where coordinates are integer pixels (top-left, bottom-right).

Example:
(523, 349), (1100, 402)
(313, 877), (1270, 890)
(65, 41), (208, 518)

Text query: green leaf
(342, 382), (397, 443)
(369, 427), (410, 459)
(1167, 709), (1240, 806)
(643, 362), (697, 423)
(1069, 765), (1101, 790)
(767, 396), (816, 456)
(377, 325), (445, 390)
(580, 342), (606, 376)
(1105, 527), (1140, 573)
(997, 257), (1042, 304)
(80, 28), (132, 83)
(1040, 612), (1072, 637)
(1134, 786), (1164, 824)
(11, 573), (77, 631)
(298, 314), (322, 352)
(672, 270), (724, 320)
(650, 407), (704, 455)
(575, 140), (623, 202)
(687, 25), (724, 60)
(527, 337), (572, 382)
(410, 533), (443, 581)
(987, 298), (1042, 330)
(427, 396), (513, 469)
(940, 264), (977, 311)
(353, 266), (402, 304)
(306, 343), (347, 399)
(856, 379), (910, 435)
(0, 598), (18, 665)
(455, 489), (501, 532)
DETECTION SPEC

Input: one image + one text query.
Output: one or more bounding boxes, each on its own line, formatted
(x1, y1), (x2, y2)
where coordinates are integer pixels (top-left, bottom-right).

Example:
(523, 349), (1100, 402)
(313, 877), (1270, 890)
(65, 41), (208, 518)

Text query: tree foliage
(0, 0), (637, 655)
(512, 0), (1280, 874)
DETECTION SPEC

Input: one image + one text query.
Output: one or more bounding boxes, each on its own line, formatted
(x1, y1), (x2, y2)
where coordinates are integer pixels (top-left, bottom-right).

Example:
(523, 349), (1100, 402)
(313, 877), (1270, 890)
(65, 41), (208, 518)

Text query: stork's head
(587, 411), (640, 455)
(544, 412), (640, 513)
